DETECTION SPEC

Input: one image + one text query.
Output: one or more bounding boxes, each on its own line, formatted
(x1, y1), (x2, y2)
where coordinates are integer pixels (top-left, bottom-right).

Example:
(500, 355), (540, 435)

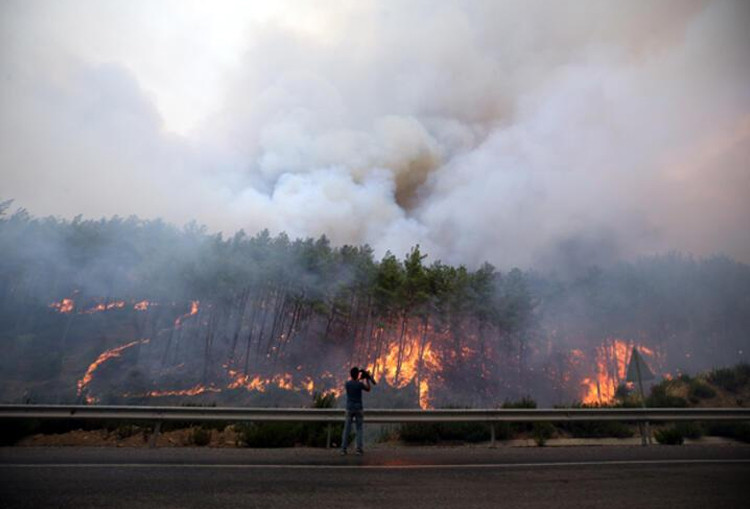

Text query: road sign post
(626, 348), (655, 446)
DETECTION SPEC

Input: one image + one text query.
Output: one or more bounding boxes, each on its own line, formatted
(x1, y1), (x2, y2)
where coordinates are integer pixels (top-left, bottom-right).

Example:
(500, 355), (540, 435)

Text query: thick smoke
(1, 0), (749, 269)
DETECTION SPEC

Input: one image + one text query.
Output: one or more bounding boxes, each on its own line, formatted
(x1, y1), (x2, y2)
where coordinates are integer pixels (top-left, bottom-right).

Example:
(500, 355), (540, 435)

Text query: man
(341, 366), (371, 455)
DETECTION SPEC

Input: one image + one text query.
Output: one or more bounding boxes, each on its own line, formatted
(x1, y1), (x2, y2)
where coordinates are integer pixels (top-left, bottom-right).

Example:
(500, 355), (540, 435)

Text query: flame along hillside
(52, 297), (656, 409)
(1, 211), (749, 407)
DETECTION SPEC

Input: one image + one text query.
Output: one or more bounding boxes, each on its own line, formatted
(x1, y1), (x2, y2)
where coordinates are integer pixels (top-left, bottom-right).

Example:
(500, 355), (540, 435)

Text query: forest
(1, 200), (749, 408)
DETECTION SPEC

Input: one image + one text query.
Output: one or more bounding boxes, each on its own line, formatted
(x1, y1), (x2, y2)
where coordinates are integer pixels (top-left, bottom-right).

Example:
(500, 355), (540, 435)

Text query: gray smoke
(1, 0), (749, 269)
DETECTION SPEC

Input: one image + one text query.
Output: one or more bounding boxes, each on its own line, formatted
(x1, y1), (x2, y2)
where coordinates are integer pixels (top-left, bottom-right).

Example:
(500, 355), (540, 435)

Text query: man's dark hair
(350, 366), (360, 379)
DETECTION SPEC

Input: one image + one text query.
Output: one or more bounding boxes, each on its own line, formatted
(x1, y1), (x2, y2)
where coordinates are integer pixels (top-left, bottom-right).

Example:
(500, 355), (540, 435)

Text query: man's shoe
(340, 449), (347, 456)
(355, 449), (364, 455)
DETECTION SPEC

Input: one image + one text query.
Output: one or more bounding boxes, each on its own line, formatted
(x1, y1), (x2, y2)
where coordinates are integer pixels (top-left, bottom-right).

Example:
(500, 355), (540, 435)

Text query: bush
(558, 419), (634, 438)
(114, 424), (141, 440)
(305, 391), (343, 447)
(493, 423), (514, 441)
(707, 364), (750, 393)
(399, 422), (490, 444)
(674, 421), (704, 440)
(190, 427), (211, 446)
(501, 398), (538, 435)
(654, 426), (684, 445)
(399, 423), (440, 444)
(647, 384), (688, 408)
(737, 363), (750, 384)
(235, 419), (344, 448)
(554, 402), (634, 438)
(438, 422), (491, 442)
(236, 392), (343, 448)
(688, 380), (717, 402)
(502, 397), (537, 409)
(532, 422), (554, 446)
(376, 425), (399, 443)
(235, 422), (301, 448)
(707, 367), (737, 392)
(705, 421), (750, 443)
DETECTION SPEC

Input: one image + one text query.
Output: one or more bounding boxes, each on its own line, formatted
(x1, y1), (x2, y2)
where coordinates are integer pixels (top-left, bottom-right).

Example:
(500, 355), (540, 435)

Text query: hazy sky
(1, 0), (748, 268)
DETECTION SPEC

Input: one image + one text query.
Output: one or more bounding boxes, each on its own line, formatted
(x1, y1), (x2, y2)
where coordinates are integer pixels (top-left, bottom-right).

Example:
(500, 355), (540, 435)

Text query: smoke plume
(1, 0), (749, 269)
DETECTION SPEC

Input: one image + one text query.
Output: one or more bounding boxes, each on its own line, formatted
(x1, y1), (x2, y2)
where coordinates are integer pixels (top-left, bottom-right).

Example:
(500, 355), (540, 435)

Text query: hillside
(644, 364), (750, 409)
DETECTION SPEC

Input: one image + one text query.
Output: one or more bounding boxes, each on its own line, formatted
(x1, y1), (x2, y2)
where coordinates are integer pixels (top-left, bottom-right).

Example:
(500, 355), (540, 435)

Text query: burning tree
(1, 207), (749, 407)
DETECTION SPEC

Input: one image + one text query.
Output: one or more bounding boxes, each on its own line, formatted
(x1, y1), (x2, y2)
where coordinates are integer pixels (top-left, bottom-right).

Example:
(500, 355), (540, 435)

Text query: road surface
(1, 444), (748, 508)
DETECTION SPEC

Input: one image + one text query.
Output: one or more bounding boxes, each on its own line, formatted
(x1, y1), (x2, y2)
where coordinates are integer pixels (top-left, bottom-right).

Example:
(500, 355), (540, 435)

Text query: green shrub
(554, 402), (634, 438)
(654, 426), (684, 445)
(376, 425), (399, 443)
(398, 421), (490, 444)
(674, 421), (704, 440)
(706, 364), (750, 393)
(235, 392), (343, 448)
(161, 404), (227, 432)
(532, 422), (554, 446)
(646, 384), (688, 408)
(736, 363), (750, 384)
(707, 367), (740, 392)
(235, 419), (345, 448)
(502, 397), (537, 409)
(439, 422), (490, 442)
(399, 423), (441, 444)
(114, 424), (141, 440)
(235, 422), (301, 448)
(493, 423), (514, 441)
(558, 420), (634, 438)
(501, 398), (538, 434)
(705, 421), (750, 443)
(305, 391), (343, 446)
(190, 427), (212, 446)
(688, 380), (717, 402)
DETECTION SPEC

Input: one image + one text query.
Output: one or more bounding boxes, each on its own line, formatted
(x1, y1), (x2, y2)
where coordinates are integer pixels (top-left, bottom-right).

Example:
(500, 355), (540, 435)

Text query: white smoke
(1, 0), (748, 268)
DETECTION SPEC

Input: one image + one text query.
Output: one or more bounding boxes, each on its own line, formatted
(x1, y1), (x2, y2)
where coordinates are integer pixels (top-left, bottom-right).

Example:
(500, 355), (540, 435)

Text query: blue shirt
(345, 380), (366, 411)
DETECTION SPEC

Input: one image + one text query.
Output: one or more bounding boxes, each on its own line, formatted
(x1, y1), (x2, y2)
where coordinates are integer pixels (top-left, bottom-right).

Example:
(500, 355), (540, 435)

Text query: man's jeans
(341, 409), (364, 451)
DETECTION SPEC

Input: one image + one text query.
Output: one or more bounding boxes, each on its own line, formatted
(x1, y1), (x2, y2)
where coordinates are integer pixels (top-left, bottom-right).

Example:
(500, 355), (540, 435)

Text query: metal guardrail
(0, 405), (750, 423)
(2, 404), (749, 422)
(2, 405), (748, 448)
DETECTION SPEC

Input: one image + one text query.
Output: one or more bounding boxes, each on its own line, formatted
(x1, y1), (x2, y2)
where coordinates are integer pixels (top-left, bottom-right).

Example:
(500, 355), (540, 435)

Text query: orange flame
(580, 339), (653, 404)
(417, 344), (440, 409)
(226, 368), (331, 396)
(378, 333), (429, 389)
(83, 301), (126, 314)
(174, 300), (200, 327)
(133, 300), (150, 311)
(50, 298), (159, 314)
(370, 328), (442, 408)
(50, 298), (75, 313)
(144, 384), (221, 397)
(77, 338), (150, 397)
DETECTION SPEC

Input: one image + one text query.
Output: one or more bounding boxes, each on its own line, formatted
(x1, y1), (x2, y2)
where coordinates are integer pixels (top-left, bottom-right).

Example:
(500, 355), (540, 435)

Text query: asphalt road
(1, 445), (748, 509)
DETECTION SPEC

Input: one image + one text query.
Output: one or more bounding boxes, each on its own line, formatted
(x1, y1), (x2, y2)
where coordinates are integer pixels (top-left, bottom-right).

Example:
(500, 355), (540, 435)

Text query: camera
(358, 369), (377, 385)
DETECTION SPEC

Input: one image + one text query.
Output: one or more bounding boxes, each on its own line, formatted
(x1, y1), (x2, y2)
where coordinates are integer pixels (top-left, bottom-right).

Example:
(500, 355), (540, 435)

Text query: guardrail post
(149, 420), (162, 449)
(326, 423), (332, 449)
(638, 419), (653, 446)
(490, 423), (496, 448)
